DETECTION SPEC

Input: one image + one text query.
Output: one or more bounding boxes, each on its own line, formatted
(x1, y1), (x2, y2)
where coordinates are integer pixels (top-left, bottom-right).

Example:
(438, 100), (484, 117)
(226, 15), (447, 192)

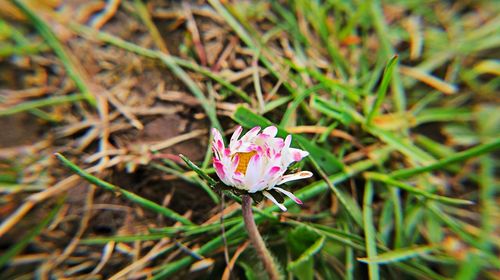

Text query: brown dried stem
(241, 195), (281, 280)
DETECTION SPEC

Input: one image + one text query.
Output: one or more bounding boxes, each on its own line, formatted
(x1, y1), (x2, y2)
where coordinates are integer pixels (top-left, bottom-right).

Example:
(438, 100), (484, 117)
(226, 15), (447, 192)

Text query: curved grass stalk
(241, 195), (281, 280)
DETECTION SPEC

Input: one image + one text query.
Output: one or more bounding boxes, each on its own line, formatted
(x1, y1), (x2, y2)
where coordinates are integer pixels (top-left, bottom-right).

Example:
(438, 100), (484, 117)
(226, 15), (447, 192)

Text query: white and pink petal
(212, 126), (313, 211)
(213, 159), (225, 178)
(241, 126), (261, 142)
(262, 126), (278, 138)
(263, 191), (287, 211)
(277, 171), (313, 185)
(230, 126), (243, 143)
(289, 148), (309, 162)
(243, 153), (262, 188)
(273, 187), (303, 205)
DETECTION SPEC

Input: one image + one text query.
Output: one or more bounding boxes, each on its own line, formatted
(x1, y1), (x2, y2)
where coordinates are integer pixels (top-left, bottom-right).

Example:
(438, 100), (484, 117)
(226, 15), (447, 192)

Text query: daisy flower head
(212, 126), (313, 211)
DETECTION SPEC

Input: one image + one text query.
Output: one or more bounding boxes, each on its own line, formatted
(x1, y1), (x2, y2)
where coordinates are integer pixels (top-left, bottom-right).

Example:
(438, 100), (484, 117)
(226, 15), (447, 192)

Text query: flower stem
(241, 195), (281, 280)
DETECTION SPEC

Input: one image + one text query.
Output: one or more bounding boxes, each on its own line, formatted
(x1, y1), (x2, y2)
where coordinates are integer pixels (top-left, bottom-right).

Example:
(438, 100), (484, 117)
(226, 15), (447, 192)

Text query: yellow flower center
(235, 151), (256, 175)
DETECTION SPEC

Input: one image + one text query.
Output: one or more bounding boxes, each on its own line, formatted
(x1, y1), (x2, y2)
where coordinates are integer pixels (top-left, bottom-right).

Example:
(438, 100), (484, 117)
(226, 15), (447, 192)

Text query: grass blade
(179, 154), (218, 187)
(366, 55), (399, 125)
(0, 198), (63, 268)
(358, 245), (438, 264)
(390, 138), (500, 179)
(369, 1), (405, 112)
(158, 55), (222, 132)
(280, 84), (325, 127)
(306, 153), (363, 227)
(363, 180), (380, 280)
(288, 235), (325, 273)
(55, 153), (194, 225)
(0, 94), (85, 116)
(367, 126), (435, 164)
(365, 172), (473, 205)
(152, 156), (385, 278)
(150, 163), (219, 204)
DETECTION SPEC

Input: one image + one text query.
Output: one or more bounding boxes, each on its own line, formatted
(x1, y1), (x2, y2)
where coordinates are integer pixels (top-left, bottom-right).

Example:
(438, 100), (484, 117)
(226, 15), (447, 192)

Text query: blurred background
(0, 0), (499, 279)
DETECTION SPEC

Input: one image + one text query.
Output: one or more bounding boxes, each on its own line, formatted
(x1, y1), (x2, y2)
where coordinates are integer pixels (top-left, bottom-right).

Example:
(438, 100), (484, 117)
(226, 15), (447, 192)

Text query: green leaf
(81, 233), (173, 244)
(290, 64), (361, 102)
(427, 203), (482, 249)
(442, 124), (479, 146)
(263, 96), (293, 113)
(426, 211), (443, 243)
(0, 94), (86, 116)
(403, 203), (426, 243)
(415, 108), (473, 125)
(454, 254), (481, 280)
(390, 138), (500, 179)
(311, 96), (355, 125)
(476, 105), (500, 138)
(366, 55), (399, 124)
(287, 226), (325, 280)
(367, 126), (436, 165)
(238, 261), (259, 280)
(363, 180), (380, 280)
(306, 152), (363, 228)
(358, 245), (438, 264)
(179, 154), (218, 187)
(306, 223), (365, 251)
(288, 257), (314, 280)
(365, 172), (474, 205)
(378, 198), (395, 245)
(280, 84), (325, 127)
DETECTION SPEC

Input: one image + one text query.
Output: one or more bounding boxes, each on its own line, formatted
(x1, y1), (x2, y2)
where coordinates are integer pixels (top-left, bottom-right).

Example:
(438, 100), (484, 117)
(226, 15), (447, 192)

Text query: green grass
(1, 0), (499, 279)
(55, 153), (194, 226)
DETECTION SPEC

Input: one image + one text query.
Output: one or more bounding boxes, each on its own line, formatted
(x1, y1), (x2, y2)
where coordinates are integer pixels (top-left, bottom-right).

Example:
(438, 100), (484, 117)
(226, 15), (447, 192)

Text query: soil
(0, 1), (223, 278)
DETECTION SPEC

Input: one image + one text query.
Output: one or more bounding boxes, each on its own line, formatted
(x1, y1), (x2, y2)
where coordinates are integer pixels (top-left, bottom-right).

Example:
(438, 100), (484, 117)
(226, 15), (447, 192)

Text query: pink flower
(212, 126), (313, 211)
